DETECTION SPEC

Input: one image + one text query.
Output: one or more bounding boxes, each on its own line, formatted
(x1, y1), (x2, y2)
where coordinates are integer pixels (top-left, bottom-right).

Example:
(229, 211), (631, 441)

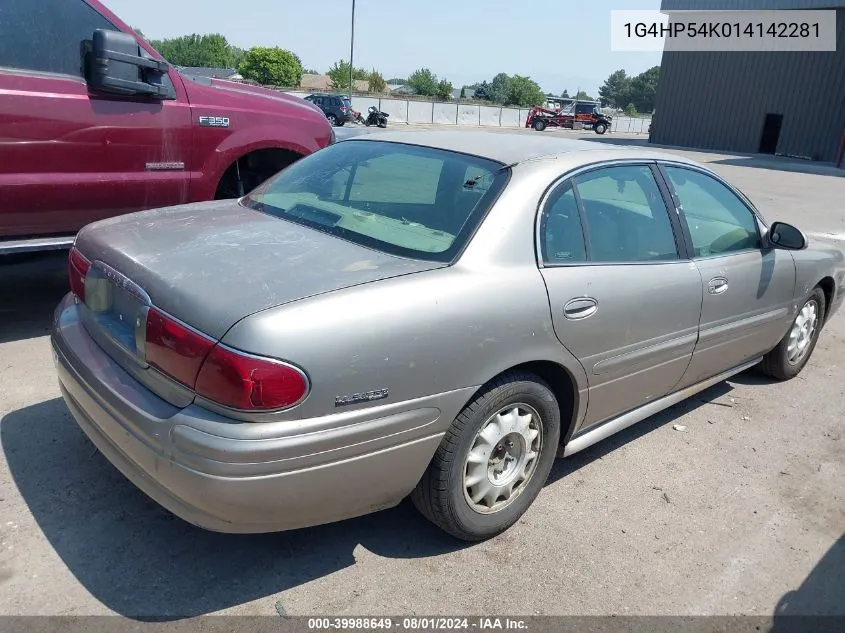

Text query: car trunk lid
(72, 200), (444, 404)
(75, 199), (442, 340)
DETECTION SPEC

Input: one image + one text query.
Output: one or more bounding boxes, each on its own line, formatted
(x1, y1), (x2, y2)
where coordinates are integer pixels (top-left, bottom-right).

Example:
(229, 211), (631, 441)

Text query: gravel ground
(0, 131), (843, 620)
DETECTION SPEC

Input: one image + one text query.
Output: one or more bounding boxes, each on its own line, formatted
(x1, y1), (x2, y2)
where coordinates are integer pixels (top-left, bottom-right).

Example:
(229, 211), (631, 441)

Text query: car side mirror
(768, 221), (807, 250)
(86, 29), (174, 99)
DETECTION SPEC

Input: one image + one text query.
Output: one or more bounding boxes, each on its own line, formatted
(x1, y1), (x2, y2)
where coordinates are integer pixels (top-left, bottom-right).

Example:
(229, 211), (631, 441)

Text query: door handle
(563, 297), (598, 320)
(708, 277), (729, 295)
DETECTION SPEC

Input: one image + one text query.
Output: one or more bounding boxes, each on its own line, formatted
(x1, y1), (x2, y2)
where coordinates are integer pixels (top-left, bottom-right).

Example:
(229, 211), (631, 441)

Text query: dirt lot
(0, 130), (843, 620)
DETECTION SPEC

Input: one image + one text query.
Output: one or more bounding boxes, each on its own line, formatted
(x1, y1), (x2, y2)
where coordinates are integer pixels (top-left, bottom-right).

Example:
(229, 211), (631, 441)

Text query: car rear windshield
(242, 140), (509, 262)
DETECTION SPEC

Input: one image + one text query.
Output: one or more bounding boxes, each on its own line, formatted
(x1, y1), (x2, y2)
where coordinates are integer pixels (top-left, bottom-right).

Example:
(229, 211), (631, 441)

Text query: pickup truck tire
(533, 119), (547, 132)
(215, 149), (302, 200)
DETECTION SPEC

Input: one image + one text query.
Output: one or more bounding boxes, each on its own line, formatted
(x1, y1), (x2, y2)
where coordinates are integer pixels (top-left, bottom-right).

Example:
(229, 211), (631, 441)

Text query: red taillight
(195, 345), (308, 411)
(68, 247), (90, 301)
(145, 307), (215, 388)
(142, 306), (308, 411)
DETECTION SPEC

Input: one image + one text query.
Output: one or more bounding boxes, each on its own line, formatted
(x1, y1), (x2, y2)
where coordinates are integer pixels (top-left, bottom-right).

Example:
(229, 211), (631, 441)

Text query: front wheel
(594, 122), (608, 134)
(759, 286), (826, 380)
(532, 119), (547, 132)
(327, 114), (338, 126)
(411, 372), (560, 541)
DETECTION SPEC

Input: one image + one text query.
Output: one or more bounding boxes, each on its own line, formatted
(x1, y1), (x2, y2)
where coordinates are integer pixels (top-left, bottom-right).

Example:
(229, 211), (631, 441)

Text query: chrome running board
(562, 358), (762, 457)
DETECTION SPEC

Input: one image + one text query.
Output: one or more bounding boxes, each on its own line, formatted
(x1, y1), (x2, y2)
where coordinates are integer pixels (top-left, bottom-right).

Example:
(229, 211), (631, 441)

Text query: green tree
(624, 102), (638, 116)
(505, 75), (545, 107)
(387, 77), (408, 84)
(303, 67), (320, 75)
(574, 90), (594, 102)
(239, 47), (303, 86)
(472, 81), (491, 101)
(560, 89), (570, 98)
(460, 86), (468, 99)
(150, 33), (239, 68)
(436, 78), (454, 100)
(407, 68), (439, 96)
(598, 69), (630, 108)
(326, 60), (368, 91)
(367, 69), (388, 93)
(228, 46), (246, 71)
(627, 65), (660, 113)
(488, 72), (511, 104)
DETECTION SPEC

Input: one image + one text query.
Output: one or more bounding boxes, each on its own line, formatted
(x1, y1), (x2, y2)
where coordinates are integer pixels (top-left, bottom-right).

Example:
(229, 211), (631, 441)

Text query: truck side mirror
(86, 29), (174, 100)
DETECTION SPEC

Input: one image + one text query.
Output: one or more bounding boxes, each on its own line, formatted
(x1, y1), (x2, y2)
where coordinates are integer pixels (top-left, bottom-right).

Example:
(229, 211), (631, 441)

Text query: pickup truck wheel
(411, 371), (560, 541)
(759, 286), (825, 380)
(532, 119), (547, 132)
(594, 122), (608, 134)
(327, 114), (338, 126)
(215, 149), (302, 200)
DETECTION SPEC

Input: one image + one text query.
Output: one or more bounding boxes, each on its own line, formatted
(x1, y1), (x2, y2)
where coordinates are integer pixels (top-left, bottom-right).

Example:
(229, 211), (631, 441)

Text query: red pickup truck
(0, 0), (333, 254)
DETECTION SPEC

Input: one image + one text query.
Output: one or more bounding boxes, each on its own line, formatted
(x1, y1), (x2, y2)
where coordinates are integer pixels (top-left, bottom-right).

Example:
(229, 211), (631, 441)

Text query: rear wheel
(532, 119), (547, 132)
(411, 372), (560, 541)
(327, 114), (338, 126)
(759, 286), (825, 380)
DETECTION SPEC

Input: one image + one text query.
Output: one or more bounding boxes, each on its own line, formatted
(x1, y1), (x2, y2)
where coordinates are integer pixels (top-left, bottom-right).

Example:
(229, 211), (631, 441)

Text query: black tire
(759, 286), (826, 380)
(378, 121), (387, 128)
(327, 114), (338, 126)
(594, 122), (608, 135)
(411, 371), (560, 541)
(532, 119), (547, 132)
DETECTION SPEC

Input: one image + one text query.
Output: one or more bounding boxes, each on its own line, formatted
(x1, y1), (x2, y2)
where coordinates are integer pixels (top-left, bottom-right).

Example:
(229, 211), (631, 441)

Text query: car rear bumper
(51, 294), (463, 533)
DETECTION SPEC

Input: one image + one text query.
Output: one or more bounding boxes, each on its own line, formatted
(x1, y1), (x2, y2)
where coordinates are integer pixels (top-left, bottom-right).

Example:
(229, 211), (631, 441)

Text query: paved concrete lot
(1, 130), (843, 619)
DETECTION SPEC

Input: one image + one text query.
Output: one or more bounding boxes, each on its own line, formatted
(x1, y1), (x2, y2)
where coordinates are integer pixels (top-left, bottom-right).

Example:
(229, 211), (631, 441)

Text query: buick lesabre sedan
(53, 131), (844, 541)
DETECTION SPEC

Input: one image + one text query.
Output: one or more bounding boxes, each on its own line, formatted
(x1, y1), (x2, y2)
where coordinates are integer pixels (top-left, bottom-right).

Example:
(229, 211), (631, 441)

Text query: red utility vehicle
(0, 0), (333, 254)
(525, 101), (612, 135)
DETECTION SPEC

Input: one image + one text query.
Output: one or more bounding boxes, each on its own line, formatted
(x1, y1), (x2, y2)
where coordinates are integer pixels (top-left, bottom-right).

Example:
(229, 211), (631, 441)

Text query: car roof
(343, 130), (692, 167)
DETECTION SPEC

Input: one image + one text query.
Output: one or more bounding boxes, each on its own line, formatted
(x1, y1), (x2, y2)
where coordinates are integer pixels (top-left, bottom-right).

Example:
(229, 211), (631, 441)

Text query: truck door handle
(708, 277), (729, 295)
(563, 297), (598, 320)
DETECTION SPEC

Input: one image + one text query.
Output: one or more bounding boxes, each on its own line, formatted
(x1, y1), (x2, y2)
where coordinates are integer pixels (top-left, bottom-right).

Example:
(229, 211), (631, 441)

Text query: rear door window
(573, 165), (679, 262)
(0, 0), (118, 76)
(540, 182), (587, 264)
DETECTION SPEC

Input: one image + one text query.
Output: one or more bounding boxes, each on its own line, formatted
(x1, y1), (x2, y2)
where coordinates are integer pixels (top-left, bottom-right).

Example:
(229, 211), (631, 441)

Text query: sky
(100, 0), (664, 97)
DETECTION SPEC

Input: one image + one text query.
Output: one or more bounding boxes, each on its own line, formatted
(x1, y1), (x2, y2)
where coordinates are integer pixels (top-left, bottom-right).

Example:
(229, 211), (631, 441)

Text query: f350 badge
(198, 116), (230, 128)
